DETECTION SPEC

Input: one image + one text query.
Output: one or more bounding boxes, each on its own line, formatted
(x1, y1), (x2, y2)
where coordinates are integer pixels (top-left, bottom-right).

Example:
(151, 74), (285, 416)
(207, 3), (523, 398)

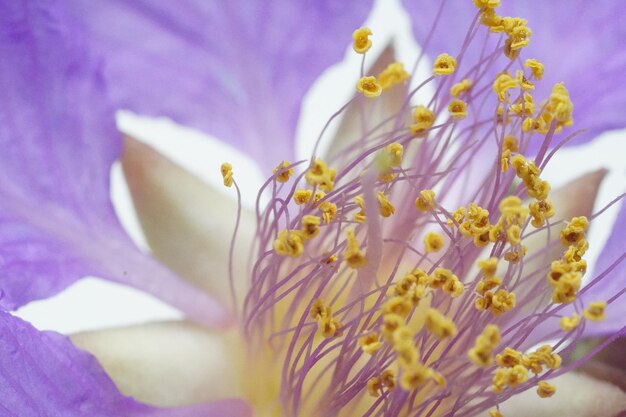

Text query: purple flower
(1, 0), (626, 416)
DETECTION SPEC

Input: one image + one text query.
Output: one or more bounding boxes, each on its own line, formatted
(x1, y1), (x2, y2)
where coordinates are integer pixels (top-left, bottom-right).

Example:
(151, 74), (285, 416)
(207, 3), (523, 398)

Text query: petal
(499, 372), (626, 417)
(582, 198), (626, 335)
(122, 137), (255, 306)
(324, 46), (410, 163)
(0, 310), (251, 417)
(0, 0), (229, 327)
(71, 322), (243, 406)
(65, 0), (374, 172)
(402, 0), (626, 149)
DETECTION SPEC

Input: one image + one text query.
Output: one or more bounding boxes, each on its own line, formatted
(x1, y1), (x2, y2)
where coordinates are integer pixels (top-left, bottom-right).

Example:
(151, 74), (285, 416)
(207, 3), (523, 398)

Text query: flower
(1, 1), (626, 417)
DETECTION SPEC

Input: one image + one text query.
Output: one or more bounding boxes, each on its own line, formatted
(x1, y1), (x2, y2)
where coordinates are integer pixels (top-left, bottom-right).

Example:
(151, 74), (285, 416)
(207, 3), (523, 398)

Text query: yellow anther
(305, 159), (336, 192)
(319, 201), (337, 223)
(450, 78), (473, 97)
(377, 192), (396, 217)
(357, 76), (382, 98)
(415, 189), (436, 211)
(490, 289), (516, 315)
(343, 228), (367, 269)
(430, 370), (447, 388)
(301, 215), (321, 239)
(532, 82), (574, 134)
(273, 229), (305, 257)
(386, 143), (404, 166)
(481, 9), (504, 32)
(425, 308), (457, 339)
(220, 162), (233, 187)
(493, 72), (518, 102)
(410, 105), (436, 135)
(509, 25), (532, 50)
(559, 313), (581, 331)
(503, 135), (519, 152)
(443, 276), (464, 298)
(359, 333), (383, 355)
(352, 27), (373, 54)
(476, 278), (501, 297)
(492, 364), (528, 393)
(383, 296), (412, 318)
(367, 377), (382, 397)
(400, 364), (431, 390)
(468, 325), (501, 368)
(323, 254), (337, 265)
(537, 381), (556, 398)
(406, 285), (427, 306)
(516, 70), (534, 91)
(448, 99), (468, 119)
(447, 206), (467, 226)
(318, 316), (343, 338)
(395, 341), (420, 368)
(473, 0), (500, 8)
(583, 301), (607, 321)
(506, 224), (521, 245)
(433, 53), (457, 76)
(309, 299), (331, 320)
(560, 216), (589, 246)
(525, 58), (544, 80)
(423, 231), (444, 253)
(353, 195), (366, 223)
(381, 370), (396, 390)
(529, 199), (555, 228)
(428, 267), (454, 289)
(313, 191), (326, 203)
(293, 189), (313, 205)
(489, 410), (504, 417)
(392, 326), (414, 346)
(478, 257), (499, 277)
(273, 160), (294, 183)
(381, 313), (404, 342)
(510, 93), (535, 116)
(378, 62), (410, 90)
(496, 347), (522, 368)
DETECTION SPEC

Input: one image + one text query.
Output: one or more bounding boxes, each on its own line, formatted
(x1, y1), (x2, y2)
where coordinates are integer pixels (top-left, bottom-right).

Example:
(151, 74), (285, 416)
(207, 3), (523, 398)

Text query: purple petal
(0, 309), (252, 417)
(0, 0), (230, 327)
(65, 0), (374, 172)
(583, 199), (626, 335)
(402, 0), (626, 149)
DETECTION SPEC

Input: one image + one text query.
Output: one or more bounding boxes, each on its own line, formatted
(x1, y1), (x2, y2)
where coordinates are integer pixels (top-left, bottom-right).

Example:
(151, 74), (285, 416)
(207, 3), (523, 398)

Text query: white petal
(122, 136), (255, 306)
(71, 322), (244, 407)
(324, 45), (409, 163)
(500, 372), (626, 417)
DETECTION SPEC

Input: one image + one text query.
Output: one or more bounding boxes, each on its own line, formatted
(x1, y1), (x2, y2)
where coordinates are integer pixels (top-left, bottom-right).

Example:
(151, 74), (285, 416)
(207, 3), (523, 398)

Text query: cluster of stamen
(220, 3), (615, 416)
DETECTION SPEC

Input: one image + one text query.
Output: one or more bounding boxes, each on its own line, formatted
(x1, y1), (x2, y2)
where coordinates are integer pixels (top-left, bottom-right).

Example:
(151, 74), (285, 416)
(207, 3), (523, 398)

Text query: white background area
(16, 0), (626, 334)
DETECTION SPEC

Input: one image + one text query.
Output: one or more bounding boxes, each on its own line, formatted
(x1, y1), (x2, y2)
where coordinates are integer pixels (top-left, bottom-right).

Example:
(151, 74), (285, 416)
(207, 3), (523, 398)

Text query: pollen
(359, 333), (383, 355)
(537, 381), (557, 398)
(423, 231), (444, 253)
(525, 58), (544, 80)
(318, 316), (343, 338)
(425, 308), (457, 340)
(309, 299), (331, 320)
(367, 377), (382, 397)
(382, 296), (412, 317)
(583, 301), (607, 321)
(378, 62), (410, 90)
(357, 76), (382, 98)
(448, 99), (468, 119)
(478, 257), (499, 277)
(433, 53), (457, 76)
(352, 27), (372, 54)
(273, 160), (294, 183)
(293, 189), (313, 205)
(305, 159), (336, 192)
(559, 313), (581, 331)
(560, 216), (589, 246)
(301, 215), (321, 239)
(415, 189), (436, 211)
(493, 72), (518, 102)
(489, 410), (504, 417)
(473, 0), (500, 8)
(343, 228), (367, 269)
(220, 162), (233, 187)
(410, 105), (436, 135)
(273, 229), (305, 257)
(450, 78), (473, 97)
(319, 201), (337, 223)
(377, 192), (395, 217)
(468, 324), (501, 368)
(400, 363), (431, 390)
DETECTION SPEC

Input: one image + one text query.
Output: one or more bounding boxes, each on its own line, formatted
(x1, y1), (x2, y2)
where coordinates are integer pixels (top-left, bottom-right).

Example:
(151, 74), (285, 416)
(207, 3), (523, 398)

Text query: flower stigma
(219, 3), (618, 417)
